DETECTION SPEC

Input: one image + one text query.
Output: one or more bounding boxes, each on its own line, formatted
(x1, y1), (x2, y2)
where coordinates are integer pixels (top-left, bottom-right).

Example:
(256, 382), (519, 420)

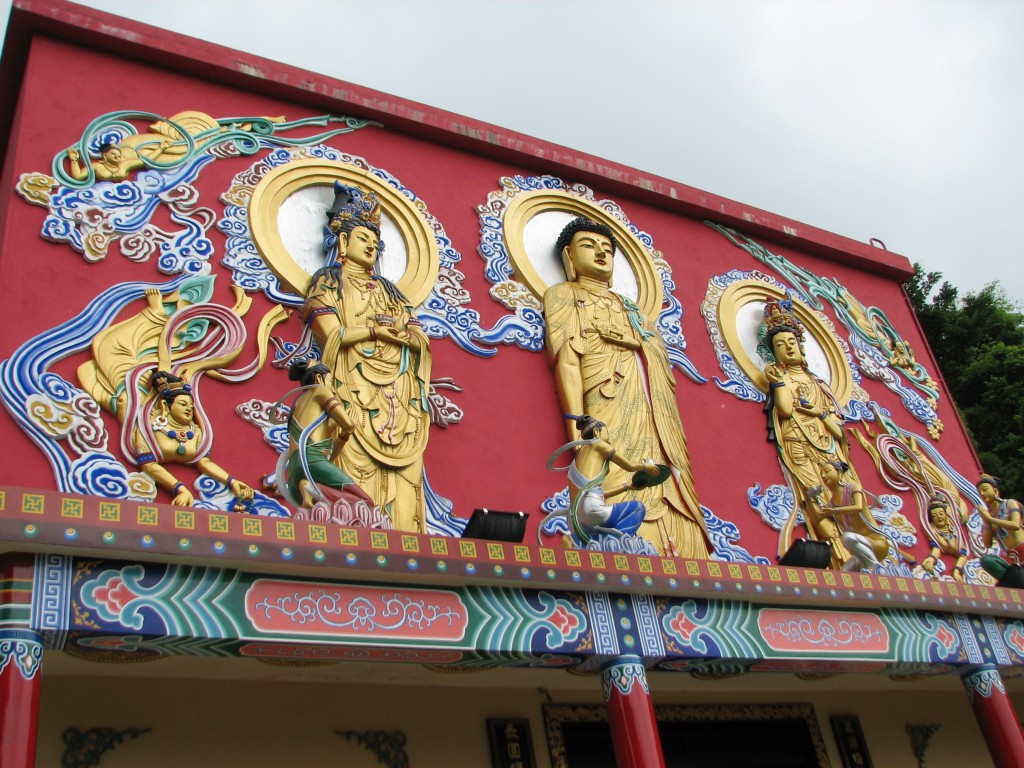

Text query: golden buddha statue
(542, 217), (711, 559)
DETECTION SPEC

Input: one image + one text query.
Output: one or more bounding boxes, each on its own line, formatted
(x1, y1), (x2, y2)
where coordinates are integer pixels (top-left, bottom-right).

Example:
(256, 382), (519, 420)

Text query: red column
(0, 629), (43, 768)
(961, 664), (1024, 768)
(600, 655), (665, 768)
(0, 555), (42, 768)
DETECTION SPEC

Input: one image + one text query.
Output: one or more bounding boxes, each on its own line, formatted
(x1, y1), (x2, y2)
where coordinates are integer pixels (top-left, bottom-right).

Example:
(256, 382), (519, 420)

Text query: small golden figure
(132, 370), (253, 508)
(547, 413), (665, 547)
(920, 494), (967, 581)
(67, 139), (174, 183)
(808, 460), (891, 572)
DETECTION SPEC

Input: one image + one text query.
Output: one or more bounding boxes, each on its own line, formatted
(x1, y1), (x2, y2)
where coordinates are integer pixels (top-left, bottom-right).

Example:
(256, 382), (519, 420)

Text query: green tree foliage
(905, 264), (1024, 494)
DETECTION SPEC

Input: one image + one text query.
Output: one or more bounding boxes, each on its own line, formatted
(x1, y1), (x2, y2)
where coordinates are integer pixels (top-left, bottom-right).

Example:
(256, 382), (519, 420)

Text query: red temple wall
(0, 20), (982, 563)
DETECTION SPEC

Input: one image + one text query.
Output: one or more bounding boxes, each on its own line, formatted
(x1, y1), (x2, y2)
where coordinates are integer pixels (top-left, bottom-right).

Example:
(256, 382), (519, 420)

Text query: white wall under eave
(33, 657), (1005, 767)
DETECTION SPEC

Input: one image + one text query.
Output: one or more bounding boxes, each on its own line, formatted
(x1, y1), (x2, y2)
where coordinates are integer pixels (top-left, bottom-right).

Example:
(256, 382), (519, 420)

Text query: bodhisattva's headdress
(150, 369), (192, 405)
(323, 180), (384, 263)
(756, 293), (804, 364)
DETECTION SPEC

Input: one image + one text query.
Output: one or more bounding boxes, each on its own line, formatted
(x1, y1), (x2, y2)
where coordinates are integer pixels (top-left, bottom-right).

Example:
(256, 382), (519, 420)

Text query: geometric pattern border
(1, 484), (1020, 621)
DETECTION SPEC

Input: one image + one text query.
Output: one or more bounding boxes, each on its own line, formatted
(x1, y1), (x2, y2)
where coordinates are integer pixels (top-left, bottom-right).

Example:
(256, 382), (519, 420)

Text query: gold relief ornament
(14, 172), (55, 207)
(490, 280), (542, 313)
(17, 111), (374, 271)
(296, 181), (434, 533)
(76, 278), (287, 508)
(26, 395), (77, 438)
(75, 278), (289, 427)
(61, 111), (285, 186)
(77, 283), (215, 423)
(1, 264), (286, 508)
(851, 424), (975, 581)
(543, 217), (711, 559)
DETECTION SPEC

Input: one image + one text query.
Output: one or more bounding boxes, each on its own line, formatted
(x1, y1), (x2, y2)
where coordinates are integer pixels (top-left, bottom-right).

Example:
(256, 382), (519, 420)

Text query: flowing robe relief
(304, 267), (432, 532)
(543, 280), (711, 558)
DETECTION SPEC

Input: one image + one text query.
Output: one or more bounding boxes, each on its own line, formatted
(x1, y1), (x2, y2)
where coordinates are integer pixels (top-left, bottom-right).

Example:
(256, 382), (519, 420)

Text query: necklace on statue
(154, 417), (196, 455)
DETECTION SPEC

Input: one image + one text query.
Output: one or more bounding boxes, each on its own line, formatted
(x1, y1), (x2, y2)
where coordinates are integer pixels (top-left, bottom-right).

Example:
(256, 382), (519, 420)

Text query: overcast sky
(2, 0), (1022, 304)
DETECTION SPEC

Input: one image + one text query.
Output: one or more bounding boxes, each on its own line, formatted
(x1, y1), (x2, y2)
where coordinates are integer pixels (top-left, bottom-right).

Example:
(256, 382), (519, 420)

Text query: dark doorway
(545, 704), (830, 768)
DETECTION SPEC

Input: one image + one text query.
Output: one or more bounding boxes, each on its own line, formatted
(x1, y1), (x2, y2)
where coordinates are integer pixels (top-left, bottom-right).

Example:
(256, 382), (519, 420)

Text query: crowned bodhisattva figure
(760, 296), (861, 568)
(301, 183), (432, 533)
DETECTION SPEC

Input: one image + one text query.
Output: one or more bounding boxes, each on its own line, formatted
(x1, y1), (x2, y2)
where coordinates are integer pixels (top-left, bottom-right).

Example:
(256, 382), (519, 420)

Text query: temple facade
(0, 2), (1021, 766)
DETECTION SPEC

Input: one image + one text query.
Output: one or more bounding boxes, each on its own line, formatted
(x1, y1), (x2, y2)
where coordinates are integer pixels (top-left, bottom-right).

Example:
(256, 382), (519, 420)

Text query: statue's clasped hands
(376, 326), (413, 347)
(794, 403), (829, 419)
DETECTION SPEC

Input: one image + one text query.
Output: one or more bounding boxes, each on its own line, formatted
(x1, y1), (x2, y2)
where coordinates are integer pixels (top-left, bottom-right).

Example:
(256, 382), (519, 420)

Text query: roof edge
(4, 0), (913, 281)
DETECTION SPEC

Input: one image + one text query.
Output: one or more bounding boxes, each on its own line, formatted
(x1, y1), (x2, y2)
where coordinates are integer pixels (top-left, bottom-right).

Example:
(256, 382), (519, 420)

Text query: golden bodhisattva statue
(760, 296), (859, 568)
(301, 183), (432, 532)
(132, 370), (254, 508)
(542, 218), (711, 558)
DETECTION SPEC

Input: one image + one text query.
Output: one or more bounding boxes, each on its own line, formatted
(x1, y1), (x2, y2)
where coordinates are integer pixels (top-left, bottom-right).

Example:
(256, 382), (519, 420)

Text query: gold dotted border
(501, 190), (663, 320)
(716, 279), (855, 405)
(249, 158), (440, 306)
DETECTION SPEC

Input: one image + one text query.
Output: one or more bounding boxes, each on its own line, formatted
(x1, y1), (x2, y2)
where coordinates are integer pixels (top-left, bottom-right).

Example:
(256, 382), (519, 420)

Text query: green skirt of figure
(981, 553), (1011, 580)
(288, 438), (357, 493)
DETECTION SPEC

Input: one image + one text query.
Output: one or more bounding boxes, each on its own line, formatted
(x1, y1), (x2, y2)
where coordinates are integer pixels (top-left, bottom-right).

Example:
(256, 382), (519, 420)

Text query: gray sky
(2, 0), (1022, 303)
